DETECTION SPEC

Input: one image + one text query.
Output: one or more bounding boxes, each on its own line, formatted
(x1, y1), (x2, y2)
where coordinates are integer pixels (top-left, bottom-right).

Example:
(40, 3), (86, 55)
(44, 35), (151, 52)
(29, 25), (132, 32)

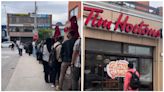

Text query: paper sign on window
(106, 60), (128, 79)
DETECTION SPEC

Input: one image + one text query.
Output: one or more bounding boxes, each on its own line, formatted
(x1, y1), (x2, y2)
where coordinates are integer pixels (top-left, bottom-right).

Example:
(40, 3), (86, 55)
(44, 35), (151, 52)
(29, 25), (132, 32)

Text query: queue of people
(38, 34), (80, 90)
(36, 16), (81, 90)
(9, 16), (81, 91)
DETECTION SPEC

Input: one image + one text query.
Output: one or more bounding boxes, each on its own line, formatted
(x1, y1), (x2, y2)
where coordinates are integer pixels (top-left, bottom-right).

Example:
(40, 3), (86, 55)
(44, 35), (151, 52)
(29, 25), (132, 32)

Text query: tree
(38, 28), (53, 40)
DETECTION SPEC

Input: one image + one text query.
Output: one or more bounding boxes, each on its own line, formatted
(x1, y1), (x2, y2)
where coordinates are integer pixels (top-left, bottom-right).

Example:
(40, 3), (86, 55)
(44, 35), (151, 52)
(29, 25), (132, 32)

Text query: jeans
(50, 62), (62, 85)
(71, 67), (81, 90)
(19, 48), (22, 56)
(59, 62), (71, 89)
(33, 46), (36, 57)
(42, 60), (50, 83)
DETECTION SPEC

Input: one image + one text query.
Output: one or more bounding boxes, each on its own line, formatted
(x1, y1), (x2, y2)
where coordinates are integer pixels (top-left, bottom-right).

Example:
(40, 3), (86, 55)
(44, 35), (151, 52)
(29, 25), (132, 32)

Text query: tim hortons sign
(106, 60), (128, 79)
(84, 6), (161, 38)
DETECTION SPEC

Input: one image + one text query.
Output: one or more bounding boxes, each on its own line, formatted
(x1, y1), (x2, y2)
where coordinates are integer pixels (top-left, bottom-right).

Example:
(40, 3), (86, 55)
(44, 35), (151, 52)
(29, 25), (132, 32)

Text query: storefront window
(86, 39), (122, 54)
(136, 46), (151, 55)
(124, 44), (152, 56)
(85, 53), (122, 91)
(126, 58), (138, 70)
(85, 38), (153, 91)
(70, 6), (78, 18)
(128, 46), (136, 54)
(139, 59), (153, 90)
(24, 27), (33, 32)
(11, 17), (16, 24)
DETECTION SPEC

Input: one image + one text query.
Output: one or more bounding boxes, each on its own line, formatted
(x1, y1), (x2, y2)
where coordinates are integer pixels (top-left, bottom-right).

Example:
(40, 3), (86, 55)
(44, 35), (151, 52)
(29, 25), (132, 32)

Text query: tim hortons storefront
(83, 2), (163, 91)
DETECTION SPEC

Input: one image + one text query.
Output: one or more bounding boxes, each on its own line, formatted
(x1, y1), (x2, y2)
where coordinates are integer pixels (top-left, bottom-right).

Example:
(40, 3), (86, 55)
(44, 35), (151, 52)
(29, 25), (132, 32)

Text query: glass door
(126, 57), (139, 70)
(139, 58), (153, 90)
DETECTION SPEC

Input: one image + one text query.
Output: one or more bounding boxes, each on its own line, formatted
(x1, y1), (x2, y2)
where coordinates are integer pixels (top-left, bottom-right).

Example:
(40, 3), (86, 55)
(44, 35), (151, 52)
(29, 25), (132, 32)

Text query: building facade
(7, 13), (52, 43)
(83, 1), (162, 91)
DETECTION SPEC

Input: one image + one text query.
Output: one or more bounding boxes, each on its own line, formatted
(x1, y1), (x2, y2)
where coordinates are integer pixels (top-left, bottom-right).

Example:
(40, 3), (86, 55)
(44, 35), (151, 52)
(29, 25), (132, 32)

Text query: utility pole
(34, 1), (37, 33)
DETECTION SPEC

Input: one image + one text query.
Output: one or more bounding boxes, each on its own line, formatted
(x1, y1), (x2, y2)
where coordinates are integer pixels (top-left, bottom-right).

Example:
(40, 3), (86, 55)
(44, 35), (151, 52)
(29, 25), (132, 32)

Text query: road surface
(2, 48), (20, 90)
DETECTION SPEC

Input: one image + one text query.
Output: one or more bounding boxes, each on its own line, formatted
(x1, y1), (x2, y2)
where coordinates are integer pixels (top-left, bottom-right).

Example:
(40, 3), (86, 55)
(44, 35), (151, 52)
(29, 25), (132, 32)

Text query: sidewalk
(5, 53), (71, 91)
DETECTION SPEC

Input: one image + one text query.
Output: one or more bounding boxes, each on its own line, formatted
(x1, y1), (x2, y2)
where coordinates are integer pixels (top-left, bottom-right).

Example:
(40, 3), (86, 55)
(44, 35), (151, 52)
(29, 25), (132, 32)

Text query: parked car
(1, 41), (15, 48)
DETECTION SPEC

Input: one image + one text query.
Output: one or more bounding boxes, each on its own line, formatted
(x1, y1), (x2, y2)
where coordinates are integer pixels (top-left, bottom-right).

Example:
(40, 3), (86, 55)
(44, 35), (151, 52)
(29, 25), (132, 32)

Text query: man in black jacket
(57, 31), (76, 90)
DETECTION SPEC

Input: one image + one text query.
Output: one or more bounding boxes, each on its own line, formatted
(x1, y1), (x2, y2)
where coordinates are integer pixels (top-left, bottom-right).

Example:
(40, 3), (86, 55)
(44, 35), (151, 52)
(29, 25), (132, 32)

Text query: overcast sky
(1, 1), (163, 25)
(1, 1), (68, 25)
(149, 1), (163, 8)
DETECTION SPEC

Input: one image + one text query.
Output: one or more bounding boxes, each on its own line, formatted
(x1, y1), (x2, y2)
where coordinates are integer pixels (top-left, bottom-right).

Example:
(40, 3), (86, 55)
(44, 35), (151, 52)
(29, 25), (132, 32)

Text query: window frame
(69, 6), (78, 18)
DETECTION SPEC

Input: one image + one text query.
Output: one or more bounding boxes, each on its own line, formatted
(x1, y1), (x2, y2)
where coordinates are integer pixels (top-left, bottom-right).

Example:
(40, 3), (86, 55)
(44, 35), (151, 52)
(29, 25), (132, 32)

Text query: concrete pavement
(4, 52), (72, 91)
(5, 53), (54, 91)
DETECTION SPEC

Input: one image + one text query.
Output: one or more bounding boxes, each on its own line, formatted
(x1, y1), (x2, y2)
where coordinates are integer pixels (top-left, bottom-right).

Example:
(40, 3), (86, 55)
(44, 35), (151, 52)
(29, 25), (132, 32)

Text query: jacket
(53, 41), (62, 62)
(61, 38), (76, 62)
(42, 45), (50, 62)
(124, 68), (140, 91)
(73, 38), (81, 67)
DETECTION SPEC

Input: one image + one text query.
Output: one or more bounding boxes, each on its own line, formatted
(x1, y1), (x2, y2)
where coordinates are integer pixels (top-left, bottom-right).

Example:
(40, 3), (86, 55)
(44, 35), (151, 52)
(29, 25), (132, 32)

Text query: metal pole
(34, 1), (37, 33)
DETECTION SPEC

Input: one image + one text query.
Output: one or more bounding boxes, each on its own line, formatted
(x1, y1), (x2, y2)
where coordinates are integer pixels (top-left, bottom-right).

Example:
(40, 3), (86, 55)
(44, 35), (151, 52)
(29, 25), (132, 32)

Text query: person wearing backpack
(56, 31), (77, 90)
(49, 36), (63, 88)
(42, 38), (53, 83)
(37, 41), (44, 63)
(28, 42), (33, 56)
(124, 62), (140, 91)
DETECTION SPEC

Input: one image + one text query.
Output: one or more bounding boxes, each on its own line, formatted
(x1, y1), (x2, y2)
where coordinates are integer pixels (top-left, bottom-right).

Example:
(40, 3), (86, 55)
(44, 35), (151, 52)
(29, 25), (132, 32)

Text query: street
(1, 48), (71, 91)
(2, 48), (20, 91)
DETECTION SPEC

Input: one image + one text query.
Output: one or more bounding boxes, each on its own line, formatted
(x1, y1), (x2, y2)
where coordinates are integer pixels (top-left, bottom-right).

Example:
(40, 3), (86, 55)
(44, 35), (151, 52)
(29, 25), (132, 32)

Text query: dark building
(1, 25), (9, 42)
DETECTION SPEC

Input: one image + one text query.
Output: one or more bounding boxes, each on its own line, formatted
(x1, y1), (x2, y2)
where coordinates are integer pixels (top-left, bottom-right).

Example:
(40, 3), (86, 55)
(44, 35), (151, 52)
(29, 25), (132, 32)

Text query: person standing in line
(71, 38), (81, 90)
(124, 62), (140, 91)
(19, 42), (23, 56)
(42, 38), (53, 83)
(37, 41), (44, 64)
(16, 40), (20, 54)
(28, 42), (33, 56)
(56, 31), (77, 90)
(50, 36), (63, 88)
(32, 41), (36, 56)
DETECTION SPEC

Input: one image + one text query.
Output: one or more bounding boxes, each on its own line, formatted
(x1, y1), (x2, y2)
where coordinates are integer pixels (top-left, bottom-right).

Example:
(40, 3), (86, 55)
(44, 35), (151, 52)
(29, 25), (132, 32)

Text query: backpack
(37, 44), (44, 61)
(129, 71), (140, 90)
(78, 39), (81, 64)
(49, 43), (61, 67)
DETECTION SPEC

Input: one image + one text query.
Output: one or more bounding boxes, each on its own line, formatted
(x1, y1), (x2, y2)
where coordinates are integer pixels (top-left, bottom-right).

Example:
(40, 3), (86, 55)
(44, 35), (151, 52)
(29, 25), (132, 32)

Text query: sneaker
(51, 84), (55, 88)
(55, 85), (61, 91)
